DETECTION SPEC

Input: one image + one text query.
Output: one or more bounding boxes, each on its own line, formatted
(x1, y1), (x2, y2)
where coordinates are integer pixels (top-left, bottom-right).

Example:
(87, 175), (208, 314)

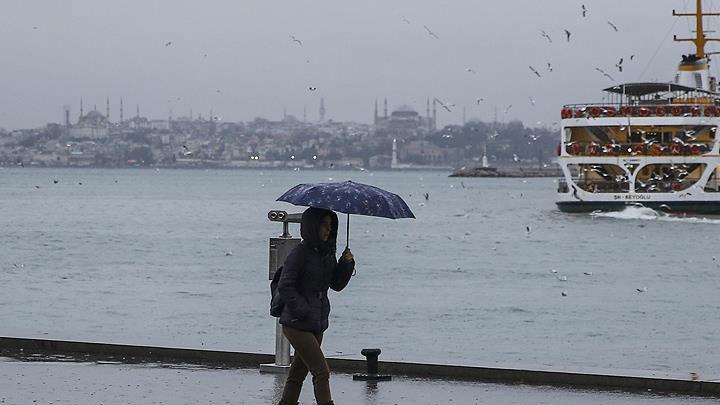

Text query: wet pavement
(0, 357), (718, 404)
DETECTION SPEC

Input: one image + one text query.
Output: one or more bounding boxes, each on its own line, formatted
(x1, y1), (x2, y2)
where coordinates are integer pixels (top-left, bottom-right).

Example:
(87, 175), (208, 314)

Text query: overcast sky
(0, 0), (714, 130)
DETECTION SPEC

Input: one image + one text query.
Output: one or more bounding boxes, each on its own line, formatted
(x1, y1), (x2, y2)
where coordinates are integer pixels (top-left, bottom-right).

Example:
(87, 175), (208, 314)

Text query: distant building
(399, 140), (464, 165)
(374, 99), (434, 138)
(69, 110), (109, 139)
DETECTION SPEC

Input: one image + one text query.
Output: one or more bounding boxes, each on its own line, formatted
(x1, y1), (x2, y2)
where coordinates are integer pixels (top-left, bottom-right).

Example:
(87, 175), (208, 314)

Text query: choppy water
(1, 168), (718, 375)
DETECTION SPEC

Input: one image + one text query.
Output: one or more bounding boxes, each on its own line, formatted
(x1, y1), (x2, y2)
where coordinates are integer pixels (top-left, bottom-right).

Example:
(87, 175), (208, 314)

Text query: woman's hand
(341, 247), (354, 262)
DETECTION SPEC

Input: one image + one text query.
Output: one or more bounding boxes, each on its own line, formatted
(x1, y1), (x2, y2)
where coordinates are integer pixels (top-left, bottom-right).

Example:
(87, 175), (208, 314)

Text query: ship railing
(564, 142), (711, 157)
(566, 179), (696, 193)
(560, 103), (720, 119)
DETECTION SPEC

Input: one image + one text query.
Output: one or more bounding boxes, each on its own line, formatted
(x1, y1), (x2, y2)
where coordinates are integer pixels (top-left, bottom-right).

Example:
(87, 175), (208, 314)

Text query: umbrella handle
(346, 213), (350, 249)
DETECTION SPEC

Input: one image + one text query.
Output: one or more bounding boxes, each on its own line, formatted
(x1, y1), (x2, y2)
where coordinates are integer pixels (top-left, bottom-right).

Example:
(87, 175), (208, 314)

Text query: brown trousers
(280, 326), (332, 404)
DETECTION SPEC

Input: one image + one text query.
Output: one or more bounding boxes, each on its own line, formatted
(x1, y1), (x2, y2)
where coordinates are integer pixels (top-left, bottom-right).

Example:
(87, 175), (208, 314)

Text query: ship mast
(673, 0), (720, 59)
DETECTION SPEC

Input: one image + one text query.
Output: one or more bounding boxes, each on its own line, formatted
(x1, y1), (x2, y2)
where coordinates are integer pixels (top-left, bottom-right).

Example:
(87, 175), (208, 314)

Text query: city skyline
(0, 0), (705, 130)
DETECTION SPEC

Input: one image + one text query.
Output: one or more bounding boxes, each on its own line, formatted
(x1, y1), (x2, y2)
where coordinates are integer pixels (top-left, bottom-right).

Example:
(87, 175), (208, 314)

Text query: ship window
(704, 166), (720, 192)
(694, 73), (703, 88)
(635, 163), (706, 193)
(568, 164), (629, 193)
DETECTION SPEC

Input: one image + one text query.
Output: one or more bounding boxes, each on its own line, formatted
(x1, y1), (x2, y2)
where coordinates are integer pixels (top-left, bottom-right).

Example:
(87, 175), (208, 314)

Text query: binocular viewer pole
(260, 211), (302, 374)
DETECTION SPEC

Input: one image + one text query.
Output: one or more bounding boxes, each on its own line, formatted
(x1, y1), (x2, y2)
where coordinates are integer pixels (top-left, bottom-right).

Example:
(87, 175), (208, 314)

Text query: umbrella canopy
(277, 180), (415, 248)
(277, 180), (415, 219)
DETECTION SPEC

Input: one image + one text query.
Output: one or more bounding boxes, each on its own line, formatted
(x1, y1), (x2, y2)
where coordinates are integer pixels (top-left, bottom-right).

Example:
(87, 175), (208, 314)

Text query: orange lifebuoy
(671, 105), (683, 116)
(691, 144), (704, 154)
(656, 107), (666, 116)
(574, 109), (585, 118)
(605, 106), (617, 117)
(649, 144), (663, 156)
(630, 144), (644, 155)
(590, 107), (601, 118)
(705, 106), (716, 117)
(588, 144), (600, 155)
(669, 143), (682, 155)
(691, 106), (701, 116)
(620, 106), (632, 116)
(639, 108), (650, 117)
(568, 143), (581, 155)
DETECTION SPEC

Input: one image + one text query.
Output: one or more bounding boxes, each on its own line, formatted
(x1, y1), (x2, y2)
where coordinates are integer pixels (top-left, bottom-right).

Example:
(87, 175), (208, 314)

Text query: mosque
(67, 98), (156, 139)
(373, 98), (436, 138)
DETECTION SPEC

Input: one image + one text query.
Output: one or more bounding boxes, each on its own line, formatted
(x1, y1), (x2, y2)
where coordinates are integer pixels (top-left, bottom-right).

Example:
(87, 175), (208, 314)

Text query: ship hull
(556, 200), (720, 214)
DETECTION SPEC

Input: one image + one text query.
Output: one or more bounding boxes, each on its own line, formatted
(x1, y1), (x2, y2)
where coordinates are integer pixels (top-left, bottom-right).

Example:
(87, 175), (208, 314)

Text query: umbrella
(276, 180), (415, 247)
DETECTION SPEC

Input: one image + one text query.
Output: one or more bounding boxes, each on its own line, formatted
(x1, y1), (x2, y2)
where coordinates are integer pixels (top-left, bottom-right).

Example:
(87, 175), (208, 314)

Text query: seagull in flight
(466, 67), (476, 74)
(564, 29), (571, 42)
(401, 16), (411, 24)
(582, 4), (588, 17)
(529, 65), (542, 78)
(476, 98), (484, 104)
(539, 29), (552, 43)
(289, 35), (303, 46)
(616, 58), (624, 72)
(546, 62), (553, 72)
(164, 41), (173, 47)
(504, 104), (513, 114)
(423, 25), (439, 39)
(595, 67), (615, 81)
(433, 97), (453, 112)
(308, 86), (317, 91)
(529, 96), (536, 106)
(608, 21), (619, 32)
(182, 145), (192, 156)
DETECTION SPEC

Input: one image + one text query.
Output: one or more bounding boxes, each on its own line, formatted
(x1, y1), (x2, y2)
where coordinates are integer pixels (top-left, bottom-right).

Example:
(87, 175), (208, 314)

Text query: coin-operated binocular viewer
(260, 210), (302, 373)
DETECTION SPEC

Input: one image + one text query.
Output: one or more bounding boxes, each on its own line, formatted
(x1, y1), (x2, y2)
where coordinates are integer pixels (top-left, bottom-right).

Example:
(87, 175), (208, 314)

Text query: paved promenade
(1, 356), (718, 405)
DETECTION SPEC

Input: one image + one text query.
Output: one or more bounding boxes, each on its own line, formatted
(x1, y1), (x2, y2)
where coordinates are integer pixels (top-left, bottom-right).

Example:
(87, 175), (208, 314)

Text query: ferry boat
(556, 1), (720, 214)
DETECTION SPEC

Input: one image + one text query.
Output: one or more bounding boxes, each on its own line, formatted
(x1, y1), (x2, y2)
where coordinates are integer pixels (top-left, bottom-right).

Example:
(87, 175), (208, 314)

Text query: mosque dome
(391, 105), (419, 117)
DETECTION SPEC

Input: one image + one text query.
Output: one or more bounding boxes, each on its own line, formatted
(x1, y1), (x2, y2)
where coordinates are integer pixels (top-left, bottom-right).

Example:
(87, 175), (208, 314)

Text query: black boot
(277, 401), (298, 405)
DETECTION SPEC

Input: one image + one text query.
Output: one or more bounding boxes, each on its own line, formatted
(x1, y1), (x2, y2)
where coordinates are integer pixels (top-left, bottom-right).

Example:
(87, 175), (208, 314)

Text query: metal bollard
(353, 348), (392, 381)
(260, 211), (302, 374)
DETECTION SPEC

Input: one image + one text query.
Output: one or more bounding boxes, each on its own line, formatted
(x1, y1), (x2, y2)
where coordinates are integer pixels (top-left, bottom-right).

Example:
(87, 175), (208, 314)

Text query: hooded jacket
(278, 207), (355, 333)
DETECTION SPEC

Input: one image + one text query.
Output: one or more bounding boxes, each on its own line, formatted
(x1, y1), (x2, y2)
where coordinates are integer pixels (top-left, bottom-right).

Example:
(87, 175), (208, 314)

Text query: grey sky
(0, 0), (711, 130)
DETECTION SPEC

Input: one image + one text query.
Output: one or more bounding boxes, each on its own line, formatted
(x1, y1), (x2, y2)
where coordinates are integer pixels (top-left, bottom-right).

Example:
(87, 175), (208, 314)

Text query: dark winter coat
(278, 207), (355, 334)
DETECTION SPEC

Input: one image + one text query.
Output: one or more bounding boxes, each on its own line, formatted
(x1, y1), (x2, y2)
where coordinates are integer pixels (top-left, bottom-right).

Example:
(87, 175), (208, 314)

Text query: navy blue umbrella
(277, 180), (415, 247)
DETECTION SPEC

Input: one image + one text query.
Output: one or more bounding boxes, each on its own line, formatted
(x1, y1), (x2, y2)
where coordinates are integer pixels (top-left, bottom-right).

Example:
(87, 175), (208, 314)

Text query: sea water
(0, 167), (718, 375)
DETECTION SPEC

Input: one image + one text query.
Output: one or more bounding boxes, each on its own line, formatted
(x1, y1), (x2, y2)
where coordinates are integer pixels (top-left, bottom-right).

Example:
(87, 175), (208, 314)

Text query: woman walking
(277, 207), (355, 405)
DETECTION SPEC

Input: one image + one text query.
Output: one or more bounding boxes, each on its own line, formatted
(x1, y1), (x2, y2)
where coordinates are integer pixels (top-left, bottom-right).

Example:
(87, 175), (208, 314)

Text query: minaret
(432, 98), (437, 131)
(80, 98), (84, 120)
(63, 105), (70, 127)
(374, 99), (378, 125)
(319, 97), (325, 123)
(136, 104), (140, 119)
(383, 97), (388, 119)
(106, 97), (110, 120)
(119, 98), (124, 123)
(426, 98), (431, 130)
